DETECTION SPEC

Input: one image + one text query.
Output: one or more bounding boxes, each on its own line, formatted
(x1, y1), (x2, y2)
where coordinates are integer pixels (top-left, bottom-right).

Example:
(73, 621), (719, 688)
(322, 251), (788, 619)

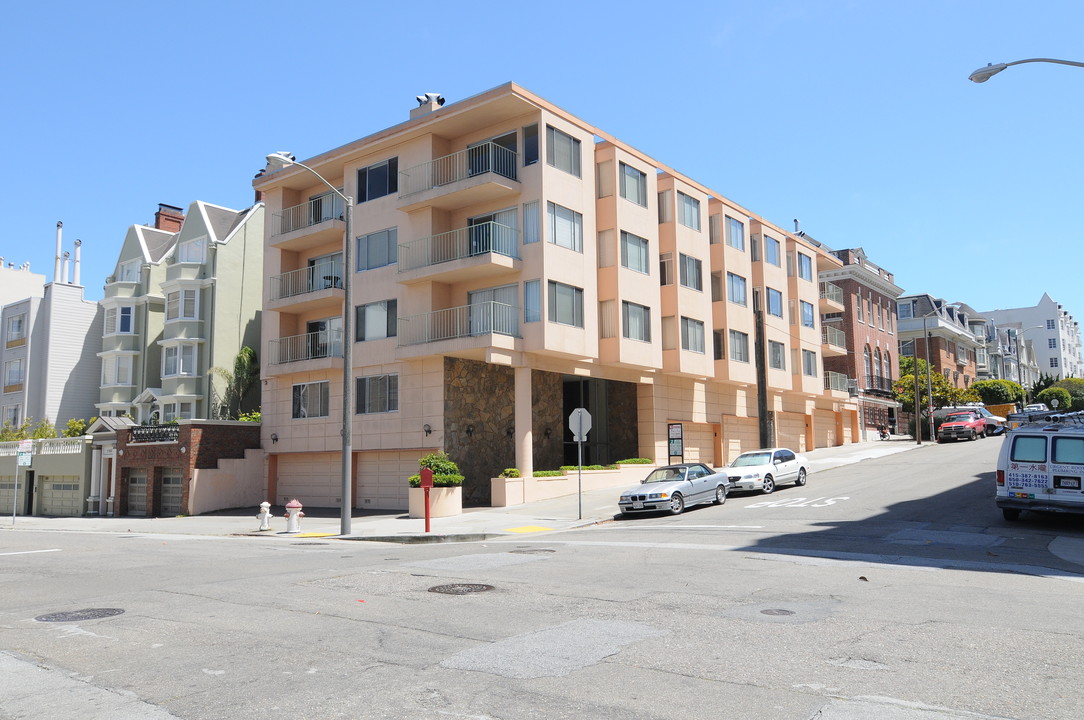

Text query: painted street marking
(503, 525), (554, 533)
(744, 496), (850, 509)
(0, 549), (61, 556)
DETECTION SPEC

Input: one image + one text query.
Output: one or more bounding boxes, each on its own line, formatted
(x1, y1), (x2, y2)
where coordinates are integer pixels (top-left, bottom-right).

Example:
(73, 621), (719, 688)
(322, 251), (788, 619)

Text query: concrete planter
(407, 486), (463, 518)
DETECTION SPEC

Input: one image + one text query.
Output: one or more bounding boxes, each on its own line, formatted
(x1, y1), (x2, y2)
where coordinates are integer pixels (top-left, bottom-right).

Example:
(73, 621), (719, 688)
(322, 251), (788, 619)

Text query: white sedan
(725, 448), (809, 494)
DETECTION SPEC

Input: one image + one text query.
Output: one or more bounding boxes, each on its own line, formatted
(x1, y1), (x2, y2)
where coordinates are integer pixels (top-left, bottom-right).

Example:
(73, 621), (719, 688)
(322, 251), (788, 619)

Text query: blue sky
(2, 1), (1081, 326)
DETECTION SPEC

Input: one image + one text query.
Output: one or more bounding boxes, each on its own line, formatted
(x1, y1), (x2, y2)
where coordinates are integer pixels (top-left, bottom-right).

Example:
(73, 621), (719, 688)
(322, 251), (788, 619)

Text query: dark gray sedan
(618, 463), (731, 516)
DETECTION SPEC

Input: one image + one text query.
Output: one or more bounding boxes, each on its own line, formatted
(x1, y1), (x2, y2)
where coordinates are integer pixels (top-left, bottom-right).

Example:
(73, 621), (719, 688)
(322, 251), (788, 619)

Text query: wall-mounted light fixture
(423, 423), (432, 436)
(180, 446), (187, 454)
(543, 427), (552, 439)
(466, 424), (475, 438)
(270, 433), (279, 444)
(505, 426), (514, 438)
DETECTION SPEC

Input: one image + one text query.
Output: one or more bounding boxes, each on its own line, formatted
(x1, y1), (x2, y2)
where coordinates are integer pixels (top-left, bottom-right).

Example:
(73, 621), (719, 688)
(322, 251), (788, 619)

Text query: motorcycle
(878, 425), (890, 440)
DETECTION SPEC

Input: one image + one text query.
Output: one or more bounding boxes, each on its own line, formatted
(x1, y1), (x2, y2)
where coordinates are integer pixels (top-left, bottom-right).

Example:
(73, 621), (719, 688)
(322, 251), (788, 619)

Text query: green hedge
(615, 457), (652, 464)
(408, 473), (464, 488)
(533, 470), (565, 477)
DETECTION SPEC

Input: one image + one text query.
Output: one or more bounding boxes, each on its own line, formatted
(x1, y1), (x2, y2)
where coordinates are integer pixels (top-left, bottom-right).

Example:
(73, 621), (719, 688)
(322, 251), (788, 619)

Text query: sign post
(668, 423), (684, 464)
(13, 439), (32, 525)
(568, 408), (592, 520)
(420, 467), (434, 533)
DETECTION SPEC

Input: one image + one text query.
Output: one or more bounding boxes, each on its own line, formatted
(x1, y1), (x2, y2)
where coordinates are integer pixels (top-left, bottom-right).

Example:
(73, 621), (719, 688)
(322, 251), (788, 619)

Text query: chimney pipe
(73, 239), (82, 286)
(54, 221), (63, 282)
(62, 251), (70, 284)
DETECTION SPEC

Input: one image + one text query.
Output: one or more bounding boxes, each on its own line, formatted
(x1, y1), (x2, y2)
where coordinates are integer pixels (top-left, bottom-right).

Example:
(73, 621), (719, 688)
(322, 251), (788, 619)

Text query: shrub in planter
(616, 457), (652, 464)
(560, 464), (606, 471)
(498, 468), (521, 478)
(407, 451), (465, 488)
(533, 470), (565, 477)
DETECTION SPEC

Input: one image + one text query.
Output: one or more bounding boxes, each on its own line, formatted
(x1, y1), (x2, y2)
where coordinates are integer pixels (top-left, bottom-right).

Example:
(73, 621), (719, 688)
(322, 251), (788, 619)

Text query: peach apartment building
(254, 82), (860, 509)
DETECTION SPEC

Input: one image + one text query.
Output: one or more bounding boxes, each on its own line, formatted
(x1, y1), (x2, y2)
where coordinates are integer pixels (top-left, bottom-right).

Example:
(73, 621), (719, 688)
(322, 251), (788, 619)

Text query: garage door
(721, 416), (759, 464)
(38, 475), (83, 516)
(814, 409), (837, 448)
(777, 412), (807, 452)
(277, 453), (341, 507)
(0, 476), (24, 515)
(128, 470), (147, 516)
(161, 468), (184, 516)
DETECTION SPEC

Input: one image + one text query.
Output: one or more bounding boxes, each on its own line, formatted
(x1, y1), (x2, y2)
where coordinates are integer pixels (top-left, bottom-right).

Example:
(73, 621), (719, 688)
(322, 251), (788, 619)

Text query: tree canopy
(895, 356), (980, 412)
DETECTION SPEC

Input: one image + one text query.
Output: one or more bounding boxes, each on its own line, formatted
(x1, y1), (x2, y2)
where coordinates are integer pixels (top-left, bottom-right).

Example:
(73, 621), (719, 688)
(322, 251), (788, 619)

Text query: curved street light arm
(969, 57), (1084, 83)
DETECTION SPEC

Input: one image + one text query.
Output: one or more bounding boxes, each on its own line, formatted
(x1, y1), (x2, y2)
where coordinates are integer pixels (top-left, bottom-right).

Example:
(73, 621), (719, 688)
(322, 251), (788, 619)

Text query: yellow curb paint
(503, 525), (554, 533)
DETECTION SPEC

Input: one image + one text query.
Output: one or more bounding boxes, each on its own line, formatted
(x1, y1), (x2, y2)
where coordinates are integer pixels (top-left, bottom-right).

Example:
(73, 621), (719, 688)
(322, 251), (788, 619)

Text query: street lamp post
(1015, 325), (1044, 407)
(922, 313), (935, 443)
(969, 58), (1084, 83)
(266, 151), (355, 536)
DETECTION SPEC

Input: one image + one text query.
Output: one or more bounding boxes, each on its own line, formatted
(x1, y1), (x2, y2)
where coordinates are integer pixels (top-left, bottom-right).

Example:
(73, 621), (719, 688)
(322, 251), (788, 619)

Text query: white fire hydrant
(284, 498), (304, 533)
(256, 501), (273, 531)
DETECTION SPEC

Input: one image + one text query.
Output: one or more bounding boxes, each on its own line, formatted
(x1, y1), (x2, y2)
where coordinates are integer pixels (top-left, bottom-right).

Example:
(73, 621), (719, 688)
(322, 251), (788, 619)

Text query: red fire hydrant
(284, 499), (304, 533)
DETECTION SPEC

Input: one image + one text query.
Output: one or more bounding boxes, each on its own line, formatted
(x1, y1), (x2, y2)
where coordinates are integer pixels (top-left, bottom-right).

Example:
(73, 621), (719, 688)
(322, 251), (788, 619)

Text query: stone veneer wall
(606, 380), (639, 461)
(532, 370), (564, 471)
(444, 357), (515, 506)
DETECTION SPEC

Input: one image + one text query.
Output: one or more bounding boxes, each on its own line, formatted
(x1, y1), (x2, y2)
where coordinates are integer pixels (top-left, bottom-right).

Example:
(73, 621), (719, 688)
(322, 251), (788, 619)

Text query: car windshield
(945, 413), (973, 422)
(644, 467), (684, 483)
(731, 452), (771, 467)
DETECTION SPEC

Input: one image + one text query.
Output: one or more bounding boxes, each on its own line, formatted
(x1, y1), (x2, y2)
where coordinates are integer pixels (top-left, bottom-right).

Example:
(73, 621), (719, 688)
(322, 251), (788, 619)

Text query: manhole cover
(509, 548), (556, 554)
(428, 583), (495, 595)
(761, 608), (795, 616)
(35, 608), (124, 623)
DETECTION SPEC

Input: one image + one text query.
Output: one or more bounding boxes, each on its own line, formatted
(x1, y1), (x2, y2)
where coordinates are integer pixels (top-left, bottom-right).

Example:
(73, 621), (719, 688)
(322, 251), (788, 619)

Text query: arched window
(874, 348), (883, 380)
(885, 352), (892, 381)
(864, 346), (873, 382)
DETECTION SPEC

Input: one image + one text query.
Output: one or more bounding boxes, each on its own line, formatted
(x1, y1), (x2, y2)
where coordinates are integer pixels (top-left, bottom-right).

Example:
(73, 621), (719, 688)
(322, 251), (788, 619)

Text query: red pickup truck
(937, 411), (987, 442)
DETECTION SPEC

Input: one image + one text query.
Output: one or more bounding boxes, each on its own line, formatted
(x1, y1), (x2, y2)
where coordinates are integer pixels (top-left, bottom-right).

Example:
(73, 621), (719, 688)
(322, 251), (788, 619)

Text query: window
(710, 272), (722, 302)
(729, 330), (750, 362)
(523, 124), (539, 165)
(677, 192), (701, 230)
(357, 157), (398, 202)
(1011, 435), (1047, 463)
(5, 359), (25, 387)
(713, 331), (725, 360)
(858, 296), (865, 322)
(2, 405), (18, 427)
(1047, 319), (1056, 330)
(163, 344), (197, 376)
(292, 381), (329, 419)
(709, 215), (722, 245)
(620, 162), (647, 206)
(357, 374), (399, 414)
(162, 402), (193, 423)
(801, 300), (815, 328)
(622, 301), (651, 342)
(725, 216), (745, 250)
(1053, 437), (1084, 464)
(875, 302), (883, 329)
(355, 300), (397, 341)
(769, 340), (786, 370)
(101, 355), (133, 386)
(659, 253), (674, 286)
(524, 280), (541, 323)
(620, 231), (649, 274)
(726, 272), (746, 305)
(548, 281), (584, 327)
(897, 301), (913, 319)
(802, 349), (817, 376)
(547, 202), (583, 252)
(546, 126), (581, 177)
(1050, 357), (1060, 368)
(901, 339), (915, 356)
(6, 314), (26, 342)
(165, 289), (198, 320)
(522, 202), (540, 244)
(765, 235), (781, 266)
(116, 258), (140, 282)
(176, 237), (206, 263)
(679, 254), (703, 291)
(767, 288), (783, 317)
(1049, 338), (1058, 349)
(797, 252), (813, 281)
(356, 228), (398, 271)
(104, 306), (134, 335)
(680, 317), (705, 353)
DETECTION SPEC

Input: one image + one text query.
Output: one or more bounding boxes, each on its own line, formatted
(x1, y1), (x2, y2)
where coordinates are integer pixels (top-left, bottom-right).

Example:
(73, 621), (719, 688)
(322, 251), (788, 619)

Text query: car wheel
(713, 485), (727, 505)
(668, 493), (685, 515)
(795, 468), (807, 486)
(969, 430), (977, 441)
(761, 475), (775, 494)
(1002, 508), (1021, 522)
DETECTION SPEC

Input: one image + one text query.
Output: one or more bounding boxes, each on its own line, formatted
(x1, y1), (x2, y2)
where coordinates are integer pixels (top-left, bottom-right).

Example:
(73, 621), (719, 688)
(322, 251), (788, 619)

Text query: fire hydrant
(256, 501), (273, 531)
(284, 498), (304, 533)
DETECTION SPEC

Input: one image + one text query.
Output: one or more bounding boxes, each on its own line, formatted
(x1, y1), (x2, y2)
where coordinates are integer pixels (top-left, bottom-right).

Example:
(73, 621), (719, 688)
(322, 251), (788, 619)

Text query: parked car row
(617, 448), (809, 516)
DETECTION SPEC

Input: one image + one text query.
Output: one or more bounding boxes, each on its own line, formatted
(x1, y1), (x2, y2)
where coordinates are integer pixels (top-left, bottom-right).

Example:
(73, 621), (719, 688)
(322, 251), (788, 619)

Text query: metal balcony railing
(819, 282), (843, 304)
(269, 260), (343, 301)
(823, 370), (850, 392)
(399, 143), (518, 197)
(864, 374), (895, 392)
(269, 330), (343, 365)
(822, 325), (846, 350)
(271, 191), (345, 236)
(398, 222), (519, 272)
(398, 302), (519, 347)
(129, 425), (180, 444)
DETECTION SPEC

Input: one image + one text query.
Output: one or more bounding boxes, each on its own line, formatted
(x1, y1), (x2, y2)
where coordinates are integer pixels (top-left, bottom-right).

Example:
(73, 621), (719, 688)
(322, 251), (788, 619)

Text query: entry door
(468, 132), (517, 180)
(160, 469), (183, 516)
(468, 285), (517, 335)
(128, 470), (148, 516)
(309, 252), (343, 290)
(468, 208), (517, 256)
(307, 317), (343, 358)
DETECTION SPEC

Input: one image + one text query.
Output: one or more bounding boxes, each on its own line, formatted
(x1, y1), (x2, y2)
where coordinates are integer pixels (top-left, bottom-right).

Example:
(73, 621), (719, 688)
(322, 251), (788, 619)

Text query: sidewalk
(2, 439), (927, 543)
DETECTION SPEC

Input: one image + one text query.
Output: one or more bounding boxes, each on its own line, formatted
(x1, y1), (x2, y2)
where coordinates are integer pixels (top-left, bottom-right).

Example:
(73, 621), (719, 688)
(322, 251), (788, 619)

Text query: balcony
(821, 325), (847, 356)
(864, 374), (895, 396)
(267, 261), (344, 314)
(397, 302), (519, 359)
(819, 282), (844, 312)
(269, 193), (346, 252)
(398, 222), (520, 284)
(823, 370), (850, 393)
(268, 330), (343, 366)
(398, 143), (519, 212)
(128, 425), (180, 444)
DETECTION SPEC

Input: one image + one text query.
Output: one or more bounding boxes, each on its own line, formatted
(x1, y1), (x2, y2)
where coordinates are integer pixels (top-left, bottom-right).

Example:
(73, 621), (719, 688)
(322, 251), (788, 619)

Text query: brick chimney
(154, 203), (185, 232)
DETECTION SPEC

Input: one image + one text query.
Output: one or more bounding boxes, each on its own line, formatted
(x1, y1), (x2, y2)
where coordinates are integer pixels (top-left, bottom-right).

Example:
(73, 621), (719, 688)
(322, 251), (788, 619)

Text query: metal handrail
(399, 142), (518, 197)
(269, 329), (344, 364)
(398, 302), (519, 346)
(129, 425), (180, 444)
(823, 370), (849, 392)
(271, 191), (345, 236)
(398, 222), (519, 272)
(819, 282), (843, 304)
(822, 325), (847, 349)
(270, 260), (343, 300)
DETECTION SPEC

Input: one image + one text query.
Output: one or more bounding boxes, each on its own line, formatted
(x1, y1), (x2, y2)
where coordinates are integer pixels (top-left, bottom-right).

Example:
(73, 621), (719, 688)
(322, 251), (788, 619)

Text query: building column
(106, 447), (117, 516)
(514, 366), (533, 478)
(89, 447), (102, 515)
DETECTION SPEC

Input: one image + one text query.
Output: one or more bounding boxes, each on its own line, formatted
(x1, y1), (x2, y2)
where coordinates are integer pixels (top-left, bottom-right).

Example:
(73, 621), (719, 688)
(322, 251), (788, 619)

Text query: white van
(995, 411), (1084, 521)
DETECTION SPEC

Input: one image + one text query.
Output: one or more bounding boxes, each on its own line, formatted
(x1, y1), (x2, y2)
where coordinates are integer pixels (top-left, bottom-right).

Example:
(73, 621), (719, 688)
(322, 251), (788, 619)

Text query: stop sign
(568, 408), (591, 441)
